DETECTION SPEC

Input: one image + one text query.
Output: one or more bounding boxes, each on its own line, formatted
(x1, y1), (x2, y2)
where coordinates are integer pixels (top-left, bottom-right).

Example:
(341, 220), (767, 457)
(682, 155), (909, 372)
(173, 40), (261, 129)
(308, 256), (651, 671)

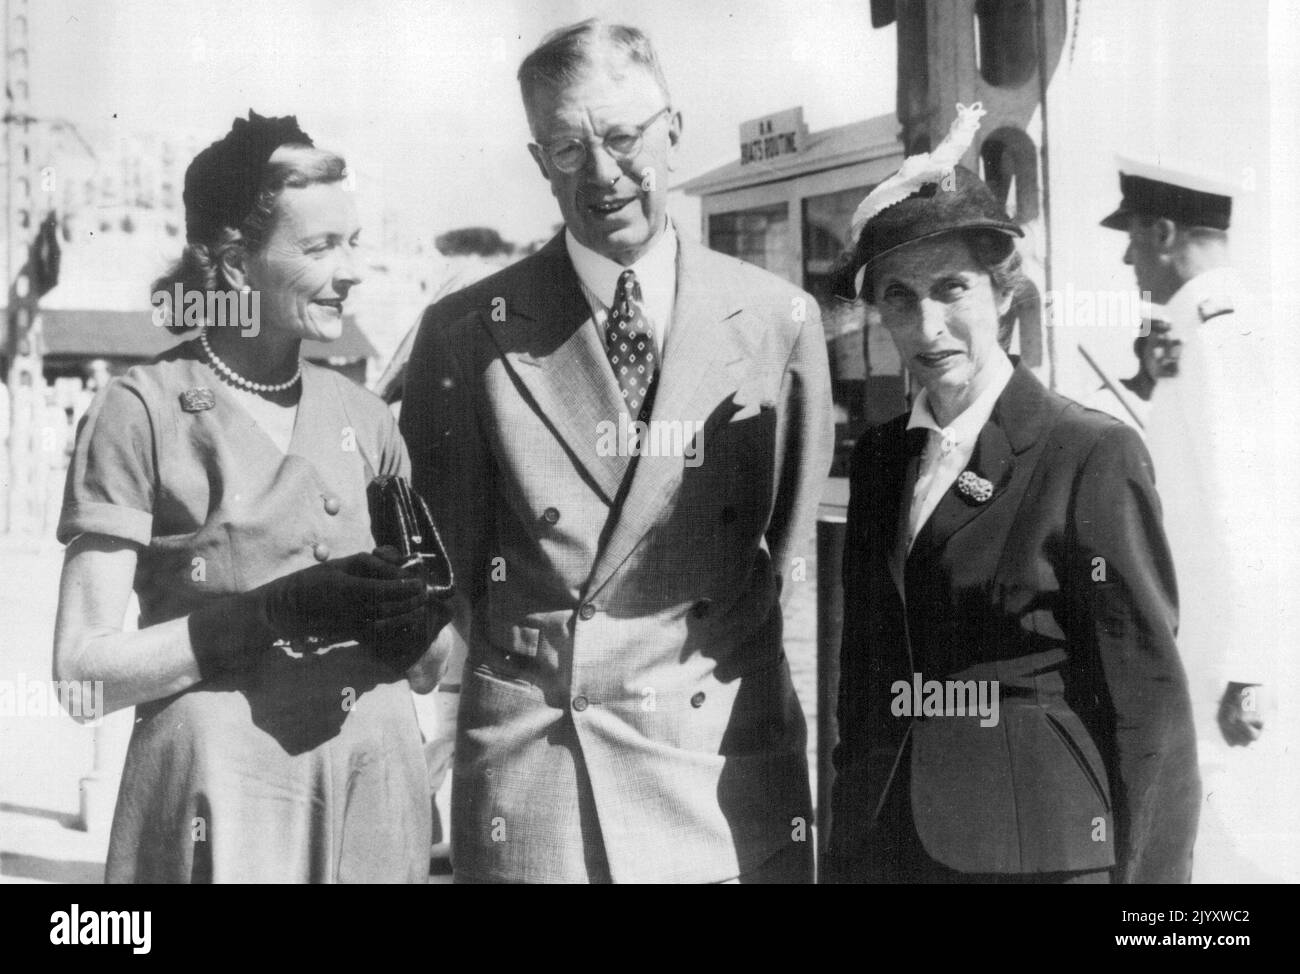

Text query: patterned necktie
(605, 268), (658, 422)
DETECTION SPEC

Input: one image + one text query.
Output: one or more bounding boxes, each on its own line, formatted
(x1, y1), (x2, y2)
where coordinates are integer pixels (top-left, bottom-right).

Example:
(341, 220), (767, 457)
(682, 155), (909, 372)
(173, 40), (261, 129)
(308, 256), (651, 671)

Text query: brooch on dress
(179, 388), (216, 412)
(956, 470), (994, 503)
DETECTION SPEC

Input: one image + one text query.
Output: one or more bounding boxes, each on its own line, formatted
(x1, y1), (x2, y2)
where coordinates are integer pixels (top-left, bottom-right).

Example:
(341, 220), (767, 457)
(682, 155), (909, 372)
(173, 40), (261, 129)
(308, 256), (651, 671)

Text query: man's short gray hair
(518, 19), (671, 117)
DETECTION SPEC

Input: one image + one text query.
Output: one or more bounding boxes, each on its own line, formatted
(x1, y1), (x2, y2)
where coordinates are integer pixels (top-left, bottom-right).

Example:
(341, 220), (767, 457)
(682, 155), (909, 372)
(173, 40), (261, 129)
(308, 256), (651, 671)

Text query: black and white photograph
(1, 0), (1297, 918)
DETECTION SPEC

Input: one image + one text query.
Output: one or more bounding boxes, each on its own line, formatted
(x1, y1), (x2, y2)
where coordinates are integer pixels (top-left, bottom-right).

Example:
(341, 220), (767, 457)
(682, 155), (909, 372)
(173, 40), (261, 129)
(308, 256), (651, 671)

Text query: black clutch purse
(366, 474), (455, 598)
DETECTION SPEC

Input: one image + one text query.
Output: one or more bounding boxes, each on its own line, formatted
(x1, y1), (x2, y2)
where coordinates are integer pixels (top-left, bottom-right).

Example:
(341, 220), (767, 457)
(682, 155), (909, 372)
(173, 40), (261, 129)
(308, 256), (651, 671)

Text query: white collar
(1162, 266), (1240, 327)
(565, 220), (678, 308)
(906, 353), (1015, 447)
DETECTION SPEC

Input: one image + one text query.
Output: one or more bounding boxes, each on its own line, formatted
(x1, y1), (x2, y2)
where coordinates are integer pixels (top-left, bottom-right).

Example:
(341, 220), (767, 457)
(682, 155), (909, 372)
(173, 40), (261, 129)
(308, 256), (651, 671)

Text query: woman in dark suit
(823, 110), (1199, 884)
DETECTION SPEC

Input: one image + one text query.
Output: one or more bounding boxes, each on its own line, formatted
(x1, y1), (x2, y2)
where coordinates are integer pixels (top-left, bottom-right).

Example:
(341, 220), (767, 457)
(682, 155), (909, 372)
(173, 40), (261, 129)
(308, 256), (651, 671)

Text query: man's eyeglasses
(535, 107), (673, 174)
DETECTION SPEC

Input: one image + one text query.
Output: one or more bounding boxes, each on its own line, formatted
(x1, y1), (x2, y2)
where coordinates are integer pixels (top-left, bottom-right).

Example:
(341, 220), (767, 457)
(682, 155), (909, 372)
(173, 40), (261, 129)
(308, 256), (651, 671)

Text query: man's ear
(526, 142), (552, 183)
(664, 110), (683, 173)
(1152, 217), (1179, 252)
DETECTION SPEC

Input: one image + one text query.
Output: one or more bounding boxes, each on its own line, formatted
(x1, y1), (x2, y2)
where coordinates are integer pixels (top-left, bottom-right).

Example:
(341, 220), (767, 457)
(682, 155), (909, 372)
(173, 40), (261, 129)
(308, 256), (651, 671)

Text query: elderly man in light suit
(400, 19), (834, 883)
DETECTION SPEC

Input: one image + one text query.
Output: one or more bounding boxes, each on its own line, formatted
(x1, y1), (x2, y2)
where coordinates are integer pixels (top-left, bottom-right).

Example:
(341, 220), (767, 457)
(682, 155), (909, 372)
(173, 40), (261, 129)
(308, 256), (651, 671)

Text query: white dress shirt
(566, 221), (678, 359)
(899, 352), (1016, 559)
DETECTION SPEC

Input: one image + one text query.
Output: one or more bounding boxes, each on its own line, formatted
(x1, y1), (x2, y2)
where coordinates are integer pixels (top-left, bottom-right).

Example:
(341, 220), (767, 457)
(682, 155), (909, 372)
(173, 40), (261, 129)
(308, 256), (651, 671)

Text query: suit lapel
(584, 237), (741, 599)
(867, 420), (919, 564)
(909, 421), (1015, 558)
(907, 362), (1053, 564)
(483, 234), (629, 505)
(860, 421), (919, 707)
(875, 424), (924, 596)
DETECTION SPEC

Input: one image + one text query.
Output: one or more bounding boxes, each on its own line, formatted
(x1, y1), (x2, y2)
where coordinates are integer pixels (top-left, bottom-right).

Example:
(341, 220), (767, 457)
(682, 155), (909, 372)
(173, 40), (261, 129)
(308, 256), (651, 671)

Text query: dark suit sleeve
(1070, 422), (1199, 883)
(765, 295), (835, 606)
(822, 434), (877, 883)
(399, 303), (492, 641)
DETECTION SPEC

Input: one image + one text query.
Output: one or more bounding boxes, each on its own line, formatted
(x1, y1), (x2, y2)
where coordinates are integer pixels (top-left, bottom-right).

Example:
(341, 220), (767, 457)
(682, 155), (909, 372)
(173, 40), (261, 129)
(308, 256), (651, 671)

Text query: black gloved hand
(366, 546), (456, 676)
(189, 551), (428, 680)
(261, 550), (428, 644)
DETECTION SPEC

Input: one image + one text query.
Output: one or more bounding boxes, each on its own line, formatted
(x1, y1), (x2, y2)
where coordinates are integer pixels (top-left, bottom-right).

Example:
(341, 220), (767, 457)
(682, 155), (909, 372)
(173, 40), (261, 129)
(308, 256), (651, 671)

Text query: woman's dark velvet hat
(182, 110), (314, 244)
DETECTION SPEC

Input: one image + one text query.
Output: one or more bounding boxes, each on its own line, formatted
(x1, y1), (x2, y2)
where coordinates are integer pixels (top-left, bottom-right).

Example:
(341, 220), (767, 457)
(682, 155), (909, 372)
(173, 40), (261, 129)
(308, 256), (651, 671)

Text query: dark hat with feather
(834, 104), (1021, 300)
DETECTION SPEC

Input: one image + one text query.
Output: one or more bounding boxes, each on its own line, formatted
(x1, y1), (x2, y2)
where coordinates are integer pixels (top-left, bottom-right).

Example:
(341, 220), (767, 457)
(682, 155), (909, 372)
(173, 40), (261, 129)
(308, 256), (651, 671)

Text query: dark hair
(859, 229), (1023, 305)
(518, 18), (671, 122)
(152, 144), (347, 332)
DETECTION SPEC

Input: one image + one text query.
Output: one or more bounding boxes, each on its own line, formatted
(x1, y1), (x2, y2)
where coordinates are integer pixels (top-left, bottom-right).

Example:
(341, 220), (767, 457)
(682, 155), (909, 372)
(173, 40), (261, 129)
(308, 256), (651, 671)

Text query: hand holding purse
(366, 475), (456, 673)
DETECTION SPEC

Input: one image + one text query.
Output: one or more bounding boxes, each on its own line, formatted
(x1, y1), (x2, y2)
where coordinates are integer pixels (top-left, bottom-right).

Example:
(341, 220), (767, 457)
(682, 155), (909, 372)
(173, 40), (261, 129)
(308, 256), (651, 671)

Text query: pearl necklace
(199, 329), (302, 394)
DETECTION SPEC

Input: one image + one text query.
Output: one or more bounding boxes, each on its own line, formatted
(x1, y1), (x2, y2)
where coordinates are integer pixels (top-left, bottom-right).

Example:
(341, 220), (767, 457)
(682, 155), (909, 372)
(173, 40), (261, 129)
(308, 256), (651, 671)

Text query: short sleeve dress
(58, 339), (432, 883)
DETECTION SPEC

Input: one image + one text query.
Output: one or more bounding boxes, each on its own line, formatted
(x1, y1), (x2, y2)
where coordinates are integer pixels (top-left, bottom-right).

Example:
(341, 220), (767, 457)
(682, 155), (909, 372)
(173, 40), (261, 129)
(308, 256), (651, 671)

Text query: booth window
(803, 185), (905, 470)
(973, 0), (1037, 87)
(980, 127), (1039, 223)
(802, 186), (867, 308)
(708, 203), (789, 272)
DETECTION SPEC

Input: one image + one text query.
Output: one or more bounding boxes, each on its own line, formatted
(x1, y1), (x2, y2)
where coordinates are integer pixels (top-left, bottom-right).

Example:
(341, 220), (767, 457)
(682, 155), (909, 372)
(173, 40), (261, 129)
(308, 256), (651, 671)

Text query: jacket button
(578, 603), (596, 621)
(322, 494), (341, 515)
(692, 599), (712, 619)
(720, 506), (737, 524)
(543, 507), (560, 524)
(572, 695), (589, 712)
(690, 692), (706, 708)
(312, 543), (331, 562)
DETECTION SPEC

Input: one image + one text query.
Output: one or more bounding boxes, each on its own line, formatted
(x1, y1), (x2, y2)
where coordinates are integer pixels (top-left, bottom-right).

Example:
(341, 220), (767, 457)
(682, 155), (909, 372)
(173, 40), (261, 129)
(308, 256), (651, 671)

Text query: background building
(682, 109), (906, 470)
